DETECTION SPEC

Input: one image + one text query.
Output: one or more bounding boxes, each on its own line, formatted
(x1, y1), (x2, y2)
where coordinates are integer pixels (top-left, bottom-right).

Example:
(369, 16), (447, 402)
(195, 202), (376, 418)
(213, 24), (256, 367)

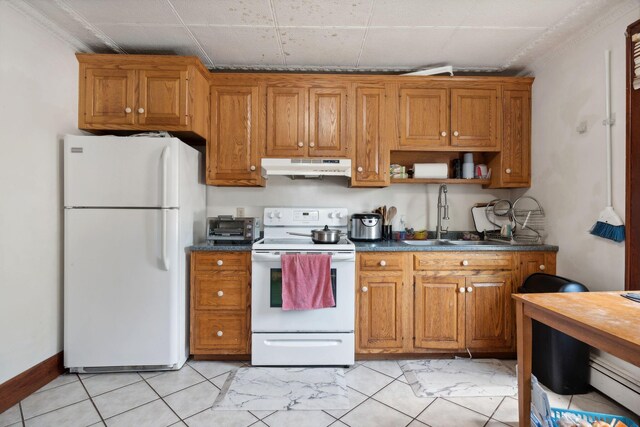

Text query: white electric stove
(251, 207), (355, 366)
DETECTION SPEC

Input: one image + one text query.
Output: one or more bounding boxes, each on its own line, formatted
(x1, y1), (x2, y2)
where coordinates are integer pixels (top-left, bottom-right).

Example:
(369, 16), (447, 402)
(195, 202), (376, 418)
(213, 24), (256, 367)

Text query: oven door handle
(252, 252), (355, 262)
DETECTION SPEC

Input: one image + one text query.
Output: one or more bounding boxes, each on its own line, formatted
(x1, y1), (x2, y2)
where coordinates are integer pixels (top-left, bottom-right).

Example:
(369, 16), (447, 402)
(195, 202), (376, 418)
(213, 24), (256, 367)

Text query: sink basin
(402, 240), (451, 246)
(448, 240), (506, 246)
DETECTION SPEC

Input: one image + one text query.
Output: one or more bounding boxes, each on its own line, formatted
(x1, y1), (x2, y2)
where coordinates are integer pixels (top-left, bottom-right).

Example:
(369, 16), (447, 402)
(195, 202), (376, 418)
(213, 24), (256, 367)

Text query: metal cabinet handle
(462, 260), (469, 266)
(124, 107), (132, 113)
(298, 142), (304, 147)
(506, 168), (512, 174)
(216, 330), (223, 337)
(361, 286), (368, 293)
(539, 265), (546, 271)
(217, 290), (224, 297)
(309, 142), (315, 147)
(250, 165), (256, 171)
(357, 166), (363, 172)
(379, 260), (387, 267)
(138, 107), (145, 114)
(467, 286), (473, 293)
(441, 131), (447, 137)
(459, 287), (466, 293)
(453, 131), (459, 137)
(217, 260), (223, 266)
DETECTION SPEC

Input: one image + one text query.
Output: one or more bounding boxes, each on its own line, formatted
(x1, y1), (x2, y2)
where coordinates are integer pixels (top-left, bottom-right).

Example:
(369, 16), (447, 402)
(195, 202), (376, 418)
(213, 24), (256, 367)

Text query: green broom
(590, 50), (625, 243)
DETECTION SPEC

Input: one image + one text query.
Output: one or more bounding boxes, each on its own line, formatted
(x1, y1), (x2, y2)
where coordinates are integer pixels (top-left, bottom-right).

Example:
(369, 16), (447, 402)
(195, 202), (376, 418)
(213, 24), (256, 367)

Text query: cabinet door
(451, 88), (498, 148)
(399, 88), (448, 148)
(414, 276), (465, 350)
(266, 87), (307, 156)
(82, 68), (136, 126)
(208, 85), (261, 185)
(501, 87), (531, 185)
(138, 69), (188, 126)
(353, 87), (387, 185)
(518, 252), (546, 288)
(309, 87), (347, 157)
(357, 274), (404, 350)
(465, 274), (512, 350)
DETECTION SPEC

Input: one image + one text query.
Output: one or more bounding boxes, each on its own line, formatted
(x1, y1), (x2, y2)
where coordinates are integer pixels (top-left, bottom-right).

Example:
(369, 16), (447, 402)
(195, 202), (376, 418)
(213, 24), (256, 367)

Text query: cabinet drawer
(414, 252), (512, 271)
(193, 271), (249, 311)
(359, 253), (404, 271)
(192, 312), (248, 352)
(194, 252), (248, 272)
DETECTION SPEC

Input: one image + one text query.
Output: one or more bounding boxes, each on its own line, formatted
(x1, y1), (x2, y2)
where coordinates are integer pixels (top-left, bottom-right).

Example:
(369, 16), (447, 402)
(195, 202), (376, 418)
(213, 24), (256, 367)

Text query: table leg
(516, 300), (532, 427)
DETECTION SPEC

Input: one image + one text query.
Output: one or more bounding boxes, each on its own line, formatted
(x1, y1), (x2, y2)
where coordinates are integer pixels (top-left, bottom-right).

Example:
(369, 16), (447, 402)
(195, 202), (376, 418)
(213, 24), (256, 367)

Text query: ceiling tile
(95, 24), (203, 56)
(358, 27), (451, 68)
(170, 0), (274, 26)
(279, 28), (365, 67)
(463, 0), (585, 27)
(63, 0), (180, 24)
(369, 0), (477, 27)
(190, 26), (283, 66)
(273, 0), (374, 27)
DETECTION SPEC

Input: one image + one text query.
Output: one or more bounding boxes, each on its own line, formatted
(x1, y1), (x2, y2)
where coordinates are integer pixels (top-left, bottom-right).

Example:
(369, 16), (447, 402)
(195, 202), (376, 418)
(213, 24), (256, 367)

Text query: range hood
(261, 158), (352, 179)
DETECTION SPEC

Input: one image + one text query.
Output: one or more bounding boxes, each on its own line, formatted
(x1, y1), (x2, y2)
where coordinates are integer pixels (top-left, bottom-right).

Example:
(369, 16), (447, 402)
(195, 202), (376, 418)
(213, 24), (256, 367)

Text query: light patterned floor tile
(539, 384), (571, 410)
(146, 365), (205, 397)
(169, 422), (187, 427)
(417, 398), (489, 427)
(164, 381), (219, 419)
(443, 396), (503, 417)
(183, 408), (258, 427)
(373, 380), (435, 418)
(341, 399), (412, 427)
(344, 365), (394, 396)
(360, 361), (403, 379)
(485, 420), (512, 427)
(82, 373), (142, 397)
(248, 411), (276, 420)
(262, 410), (336, 427)
(323, 387), (368, 419)
(187, 360), (243, 379)
(407, 421), (428, 427)
(34, 374), (79, 393)
(329, 422), (348, 426)
(93, 381), (157, 419)
(139, 371), (164, 380)
(21, 381), (88, 419)
(105, 399), (178, 427)
(0, 404), (21, 427)
(570, 392), (639, 422)
(491, 396), (518, 427)
(211, 372), (231, 389)
(24, 400), (100, 427)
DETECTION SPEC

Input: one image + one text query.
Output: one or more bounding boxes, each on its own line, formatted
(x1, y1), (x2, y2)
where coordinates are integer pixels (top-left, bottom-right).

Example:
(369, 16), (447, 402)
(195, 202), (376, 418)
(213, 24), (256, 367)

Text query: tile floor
(1, 360), (637, 427)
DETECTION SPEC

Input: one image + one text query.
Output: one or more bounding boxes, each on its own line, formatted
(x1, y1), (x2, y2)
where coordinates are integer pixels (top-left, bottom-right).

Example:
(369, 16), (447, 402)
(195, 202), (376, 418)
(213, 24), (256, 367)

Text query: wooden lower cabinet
(414, 276), (465, 350)
(190, 252), (251, 355)
(465, 273), (512, 351)
(357, 274), (405, 351)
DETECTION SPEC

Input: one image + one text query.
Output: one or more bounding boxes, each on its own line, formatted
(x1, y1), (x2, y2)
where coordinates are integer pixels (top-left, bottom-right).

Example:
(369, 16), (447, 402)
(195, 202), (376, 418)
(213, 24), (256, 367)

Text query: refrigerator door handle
(161, 145), (170, 207)
(161, 209), (169, 271)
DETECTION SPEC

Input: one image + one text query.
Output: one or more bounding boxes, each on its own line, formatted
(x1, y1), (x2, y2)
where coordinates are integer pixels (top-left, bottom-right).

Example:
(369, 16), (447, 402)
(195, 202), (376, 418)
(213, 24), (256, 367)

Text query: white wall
(0, 3), (80, 383)
(207, 177), (511, 233)
(522, 5), (640, 291)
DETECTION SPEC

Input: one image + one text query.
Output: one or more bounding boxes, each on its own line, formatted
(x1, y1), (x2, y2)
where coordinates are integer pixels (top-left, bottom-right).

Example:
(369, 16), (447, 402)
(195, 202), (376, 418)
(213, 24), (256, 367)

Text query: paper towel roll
(413, 163), (448, 179)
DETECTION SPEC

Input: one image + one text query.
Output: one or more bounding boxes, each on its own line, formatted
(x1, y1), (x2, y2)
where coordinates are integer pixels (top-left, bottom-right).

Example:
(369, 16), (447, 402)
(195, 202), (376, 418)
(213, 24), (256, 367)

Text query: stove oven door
(251, 251), (355, 333)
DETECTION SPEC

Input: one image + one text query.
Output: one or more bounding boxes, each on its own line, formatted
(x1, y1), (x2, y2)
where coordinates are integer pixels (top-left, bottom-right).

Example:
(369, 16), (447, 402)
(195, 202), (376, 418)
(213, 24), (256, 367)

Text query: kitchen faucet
(436, 184), (449, 240)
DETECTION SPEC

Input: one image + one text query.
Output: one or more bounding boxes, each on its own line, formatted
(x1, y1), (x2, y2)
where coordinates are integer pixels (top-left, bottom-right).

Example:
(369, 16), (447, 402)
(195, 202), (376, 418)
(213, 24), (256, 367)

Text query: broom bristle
(590, 220), (625, 242)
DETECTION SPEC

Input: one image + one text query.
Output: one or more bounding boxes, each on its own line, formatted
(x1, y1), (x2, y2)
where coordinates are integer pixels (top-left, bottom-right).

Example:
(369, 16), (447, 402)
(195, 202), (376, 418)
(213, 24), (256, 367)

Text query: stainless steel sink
(448, 240), (507, 246)
(402, 240), (452, 246)
(402, 239), (509, 246)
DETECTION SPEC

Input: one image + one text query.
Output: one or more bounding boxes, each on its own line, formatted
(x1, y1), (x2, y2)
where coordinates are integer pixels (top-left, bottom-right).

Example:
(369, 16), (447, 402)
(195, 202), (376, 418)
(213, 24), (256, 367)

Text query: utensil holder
(383, 225), (393, 241)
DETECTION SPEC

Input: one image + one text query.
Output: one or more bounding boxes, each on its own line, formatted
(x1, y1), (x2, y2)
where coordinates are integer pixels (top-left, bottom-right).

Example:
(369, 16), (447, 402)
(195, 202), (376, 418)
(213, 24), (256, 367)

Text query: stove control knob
(276, 212), (282, 219)
(336, 212), (344, 219)
(328, 212), (334, 218)
(268, 211), (274, 219)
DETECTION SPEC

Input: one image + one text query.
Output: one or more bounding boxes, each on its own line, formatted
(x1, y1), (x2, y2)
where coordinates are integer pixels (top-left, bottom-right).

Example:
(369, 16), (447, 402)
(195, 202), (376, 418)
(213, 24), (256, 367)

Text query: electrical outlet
(236, 207), (245, 217)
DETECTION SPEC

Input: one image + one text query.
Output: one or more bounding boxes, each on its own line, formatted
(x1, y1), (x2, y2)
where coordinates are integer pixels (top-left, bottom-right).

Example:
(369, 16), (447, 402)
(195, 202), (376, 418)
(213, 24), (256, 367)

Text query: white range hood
(261, 158), (352, 179)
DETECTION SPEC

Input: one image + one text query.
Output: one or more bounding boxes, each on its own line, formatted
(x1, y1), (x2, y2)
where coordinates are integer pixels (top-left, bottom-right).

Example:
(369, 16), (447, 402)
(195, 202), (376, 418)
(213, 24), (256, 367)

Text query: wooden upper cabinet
(82, 68), (136, 126)
(414, 276), (465, 350)
(309, 87), (348, 157)
(357, 274), (404, 350)
(450, 88), (499, 149)
(138, 69), (188, 127)
(465, 273), (512, 351)
(399, 88), (448, 149)
(501, 86), (531, 186)
(207, 85), (263, 186)
(352, 86), (388, 186)
(266, 87), (307, 157)
(77, 54), (208, 139)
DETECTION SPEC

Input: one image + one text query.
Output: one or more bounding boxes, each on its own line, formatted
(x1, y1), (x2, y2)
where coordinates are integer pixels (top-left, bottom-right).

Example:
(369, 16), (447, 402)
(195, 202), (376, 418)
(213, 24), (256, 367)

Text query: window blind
(633, 33), (640, 90)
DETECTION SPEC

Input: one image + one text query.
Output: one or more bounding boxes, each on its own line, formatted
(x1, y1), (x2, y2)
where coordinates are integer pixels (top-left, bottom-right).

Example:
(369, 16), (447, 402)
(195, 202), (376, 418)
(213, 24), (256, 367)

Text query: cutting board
(471, 206), (511, 233)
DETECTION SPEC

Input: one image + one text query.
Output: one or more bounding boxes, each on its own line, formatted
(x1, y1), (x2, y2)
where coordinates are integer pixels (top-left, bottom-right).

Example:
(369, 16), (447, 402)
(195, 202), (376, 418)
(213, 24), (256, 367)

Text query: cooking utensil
(287, 225), (344, 244)
(349, 213), (382, 241)
(387, 206), (397, 223)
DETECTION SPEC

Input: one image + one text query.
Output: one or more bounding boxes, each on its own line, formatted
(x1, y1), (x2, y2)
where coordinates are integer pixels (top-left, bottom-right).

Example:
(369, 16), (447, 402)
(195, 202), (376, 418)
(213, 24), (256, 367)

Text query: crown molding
(208, 64), (502, 73)
(5, 0), (92, 52)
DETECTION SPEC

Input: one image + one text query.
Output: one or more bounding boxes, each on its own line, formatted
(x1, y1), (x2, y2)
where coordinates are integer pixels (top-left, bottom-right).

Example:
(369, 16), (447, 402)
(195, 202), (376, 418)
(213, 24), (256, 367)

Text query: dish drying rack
(484, 196), (546, 245)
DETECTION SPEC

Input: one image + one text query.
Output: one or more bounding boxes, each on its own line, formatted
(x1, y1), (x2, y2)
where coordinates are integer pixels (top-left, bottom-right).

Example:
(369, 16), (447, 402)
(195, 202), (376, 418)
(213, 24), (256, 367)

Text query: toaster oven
(207, 215), (261, 243)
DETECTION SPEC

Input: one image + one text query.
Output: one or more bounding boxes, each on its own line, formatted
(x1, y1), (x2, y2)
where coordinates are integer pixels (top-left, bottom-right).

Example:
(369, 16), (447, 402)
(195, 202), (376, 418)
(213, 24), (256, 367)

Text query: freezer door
(64, 135), (180, 208)
(64, 208), (180, 369)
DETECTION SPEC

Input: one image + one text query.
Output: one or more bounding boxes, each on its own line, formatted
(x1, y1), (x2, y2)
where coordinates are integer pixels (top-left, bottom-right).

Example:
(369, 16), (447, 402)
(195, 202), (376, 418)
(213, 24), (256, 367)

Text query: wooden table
(513, 292), (640, 426)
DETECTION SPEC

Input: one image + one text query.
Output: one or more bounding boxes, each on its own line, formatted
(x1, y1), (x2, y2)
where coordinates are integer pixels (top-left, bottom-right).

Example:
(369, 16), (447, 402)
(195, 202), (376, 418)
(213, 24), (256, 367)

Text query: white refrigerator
(63, 135), (205, 372)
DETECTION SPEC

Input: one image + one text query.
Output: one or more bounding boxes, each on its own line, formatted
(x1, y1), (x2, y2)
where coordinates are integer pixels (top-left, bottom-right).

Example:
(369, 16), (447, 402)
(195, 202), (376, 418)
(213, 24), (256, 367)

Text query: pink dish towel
(281, 253), (335, 310)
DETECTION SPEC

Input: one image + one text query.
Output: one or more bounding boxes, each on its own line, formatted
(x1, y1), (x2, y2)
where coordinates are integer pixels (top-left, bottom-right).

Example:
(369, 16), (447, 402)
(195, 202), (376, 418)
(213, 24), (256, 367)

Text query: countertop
(189, 241), (558, 252)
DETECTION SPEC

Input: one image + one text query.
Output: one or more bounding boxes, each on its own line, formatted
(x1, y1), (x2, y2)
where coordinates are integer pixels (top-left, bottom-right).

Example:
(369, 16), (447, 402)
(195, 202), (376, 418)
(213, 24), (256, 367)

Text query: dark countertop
(189, 243), (253, 252)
